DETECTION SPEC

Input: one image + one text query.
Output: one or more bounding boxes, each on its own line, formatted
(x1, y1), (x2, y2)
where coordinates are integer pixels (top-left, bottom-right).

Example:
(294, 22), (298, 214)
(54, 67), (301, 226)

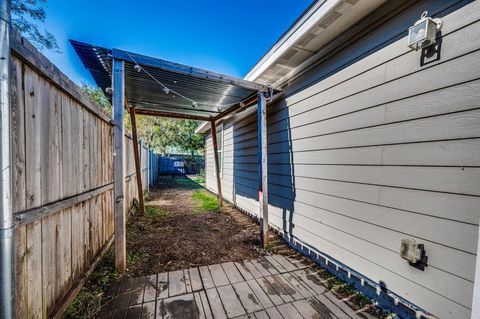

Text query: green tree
(80, 83), (112, 116)
(80, 83), (204, 156)
(11, 0), (59, 51)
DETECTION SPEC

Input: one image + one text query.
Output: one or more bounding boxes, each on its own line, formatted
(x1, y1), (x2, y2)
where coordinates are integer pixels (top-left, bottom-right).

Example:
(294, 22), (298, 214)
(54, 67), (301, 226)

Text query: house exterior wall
(205, 0), (480, 318)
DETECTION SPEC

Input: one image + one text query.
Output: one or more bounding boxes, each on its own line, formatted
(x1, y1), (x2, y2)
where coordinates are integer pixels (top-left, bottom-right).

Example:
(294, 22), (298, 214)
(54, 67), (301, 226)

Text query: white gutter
(244, 0), (337, 81)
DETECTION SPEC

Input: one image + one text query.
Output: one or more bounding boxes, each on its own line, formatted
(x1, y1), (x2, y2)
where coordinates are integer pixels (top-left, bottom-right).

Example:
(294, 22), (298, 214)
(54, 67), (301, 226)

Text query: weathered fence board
(10, 31), (161, 318)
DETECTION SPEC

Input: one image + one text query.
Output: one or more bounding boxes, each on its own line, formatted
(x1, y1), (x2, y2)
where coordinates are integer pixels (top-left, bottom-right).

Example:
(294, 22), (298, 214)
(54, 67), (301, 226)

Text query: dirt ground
(124, 175), (264, 277)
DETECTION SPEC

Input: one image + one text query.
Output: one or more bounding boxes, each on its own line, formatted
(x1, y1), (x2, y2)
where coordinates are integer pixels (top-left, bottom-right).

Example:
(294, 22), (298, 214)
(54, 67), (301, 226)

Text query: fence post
(128, 106), (145, 215)
(0, 0), (13, 316)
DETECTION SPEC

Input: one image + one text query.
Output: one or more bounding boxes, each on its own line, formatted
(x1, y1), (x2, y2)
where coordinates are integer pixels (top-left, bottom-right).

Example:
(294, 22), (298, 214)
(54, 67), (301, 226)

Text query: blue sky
(39, 0), (313, 85)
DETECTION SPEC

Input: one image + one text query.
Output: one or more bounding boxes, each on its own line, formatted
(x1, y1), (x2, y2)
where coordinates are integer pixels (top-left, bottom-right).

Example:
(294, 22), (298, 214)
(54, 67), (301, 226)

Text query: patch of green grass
(64, 248), (119, 318)
(145, 205), (168, 218)
(169, 176), (203, 189)
(189, 176), (205, 185)
(192, 190), (219, 212)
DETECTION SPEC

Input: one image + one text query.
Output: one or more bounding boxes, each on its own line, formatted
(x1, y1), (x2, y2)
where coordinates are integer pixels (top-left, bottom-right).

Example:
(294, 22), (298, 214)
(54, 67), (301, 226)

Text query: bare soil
(124, 175), (263, 277)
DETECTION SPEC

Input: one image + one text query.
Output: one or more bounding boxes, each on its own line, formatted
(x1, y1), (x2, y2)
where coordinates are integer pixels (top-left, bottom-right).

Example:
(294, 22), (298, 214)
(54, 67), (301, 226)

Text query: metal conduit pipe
(0, 0), (13, 317)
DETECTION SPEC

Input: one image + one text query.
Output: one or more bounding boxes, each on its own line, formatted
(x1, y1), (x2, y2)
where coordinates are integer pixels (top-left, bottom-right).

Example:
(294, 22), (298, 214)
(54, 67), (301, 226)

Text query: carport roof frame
(70, 40), (269, 121)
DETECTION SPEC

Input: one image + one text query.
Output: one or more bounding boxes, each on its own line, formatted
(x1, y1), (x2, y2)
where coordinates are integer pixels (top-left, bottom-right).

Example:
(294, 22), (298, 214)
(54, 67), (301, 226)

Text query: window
(214, 124), (223, 177)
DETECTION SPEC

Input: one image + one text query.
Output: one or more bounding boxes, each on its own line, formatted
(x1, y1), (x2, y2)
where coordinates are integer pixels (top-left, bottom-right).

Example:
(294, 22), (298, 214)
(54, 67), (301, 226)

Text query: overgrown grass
(145, 205), (168, 218)
(63, 248), (119, 318)
(192, 190), (218, 212)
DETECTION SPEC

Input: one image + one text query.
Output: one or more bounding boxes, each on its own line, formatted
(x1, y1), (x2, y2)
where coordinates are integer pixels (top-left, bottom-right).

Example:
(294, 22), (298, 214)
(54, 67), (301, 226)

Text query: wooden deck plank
(209, 264), (230, 287)
(245, 280), (274, 309)
(141, 301), (156, 319)
(163, 293), (199, 319)
(189, 268), (204, 291)
(234, 261), (255, 281)
(222, 262), (245, 284)
(156, 300), (164, 319)
(254, 278), (284, 306)
(315, 294), (352, 319)
(199, 290), (214, 319)
(271, 255), (297, 272)
(262, 276), (294, 303)
(265, 307), (284, 319)
(199, 266), (215, 289)
(185, 269), (193, 293)
(250, 259), (273, 277)
(115, 292), (132, 309)
(125, 304), (142, 319)
(253, 310), (269, 319)
(129, 276), (147, 306)
(194, 292), (206, 319)
(143, 274), (157, 303)
(276, 303), (304, 319)
(217, 285), (247, 318)
(263, 256), (288, 274)
(168, 270), (186, 297)
(280, 273), (313, 299)
(292, 269), (327, 295)
(205, 288), (228, 319)
(243, 261), (264, 279)
(112, 308), (128, 319)
(157, 272), (169, 299)
(232, 281), (264, 314)
(292, 299), (324, 319)
(258, 258), (280, 275)
(272, 274), (303, 301)
(323, 291), (377, 319)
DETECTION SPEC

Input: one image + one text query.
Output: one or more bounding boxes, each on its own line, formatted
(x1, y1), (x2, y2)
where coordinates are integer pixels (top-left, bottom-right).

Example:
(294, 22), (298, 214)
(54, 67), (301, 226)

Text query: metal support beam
(0, 0), (13, 317)
(257, 92), (268, 248)
(112, 59), (126, 272)
(210, 120), (223, 207)
(134, 109), (210, 121)
(128, 106), (145, 215)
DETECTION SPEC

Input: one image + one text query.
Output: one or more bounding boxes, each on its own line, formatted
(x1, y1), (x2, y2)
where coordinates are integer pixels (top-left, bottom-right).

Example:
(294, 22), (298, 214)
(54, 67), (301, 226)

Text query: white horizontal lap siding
(204, 0), (480, 318)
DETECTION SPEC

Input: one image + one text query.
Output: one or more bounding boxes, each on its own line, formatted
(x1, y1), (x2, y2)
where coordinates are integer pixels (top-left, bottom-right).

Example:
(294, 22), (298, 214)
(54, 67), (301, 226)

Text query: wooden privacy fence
(10, 32), (160, 318)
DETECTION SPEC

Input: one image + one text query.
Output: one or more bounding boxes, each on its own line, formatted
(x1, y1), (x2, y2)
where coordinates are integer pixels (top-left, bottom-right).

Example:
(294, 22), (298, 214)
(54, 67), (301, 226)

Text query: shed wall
(205, 0), (480, 317)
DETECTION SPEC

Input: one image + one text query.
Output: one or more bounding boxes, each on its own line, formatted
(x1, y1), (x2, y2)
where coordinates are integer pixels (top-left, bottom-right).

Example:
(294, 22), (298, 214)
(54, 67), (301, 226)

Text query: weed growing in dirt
(192, 190), (218, 212)
(127, 250), (146, 264)
(143, 190), (151, 201)
(145, 205), (168, 218)
(63, 248), (119, 319)
(321, 272), (395, 318)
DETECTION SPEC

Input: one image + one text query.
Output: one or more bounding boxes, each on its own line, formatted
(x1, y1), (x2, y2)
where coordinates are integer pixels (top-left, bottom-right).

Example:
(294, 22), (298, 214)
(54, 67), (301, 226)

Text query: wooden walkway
(98, 254), (375, 319)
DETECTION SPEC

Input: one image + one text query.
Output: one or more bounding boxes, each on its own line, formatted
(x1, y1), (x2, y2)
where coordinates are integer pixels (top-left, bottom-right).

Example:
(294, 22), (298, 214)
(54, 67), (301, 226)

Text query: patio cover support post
(210, 120), (223, 207)
(113, 59), (126, 272)
(257, 92), (268, 248)
(0, 0), (13, 316)
(128, 106), (145, 215)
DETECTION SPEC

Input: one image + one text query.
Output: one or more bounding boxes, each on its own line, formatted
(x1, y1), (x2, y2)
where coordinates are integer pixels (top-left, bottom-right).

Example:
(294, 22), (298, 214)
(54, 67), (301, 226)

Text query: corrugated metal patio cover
(70, 40), (265, 119)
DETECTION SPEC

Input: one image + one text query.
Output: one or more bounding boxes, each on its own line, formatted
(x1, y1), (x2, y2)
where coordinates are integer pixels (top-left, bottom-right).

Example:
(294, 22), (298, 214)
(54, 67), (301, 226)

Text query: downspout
(0, 0), (13, 317)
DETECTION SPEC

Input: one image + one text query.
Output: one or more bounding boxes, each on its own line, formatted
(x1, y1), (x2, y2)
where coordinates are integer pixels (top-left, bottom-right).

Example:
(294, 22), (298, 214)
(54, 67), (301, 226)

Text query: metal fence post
(0, 0), (13, 316)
